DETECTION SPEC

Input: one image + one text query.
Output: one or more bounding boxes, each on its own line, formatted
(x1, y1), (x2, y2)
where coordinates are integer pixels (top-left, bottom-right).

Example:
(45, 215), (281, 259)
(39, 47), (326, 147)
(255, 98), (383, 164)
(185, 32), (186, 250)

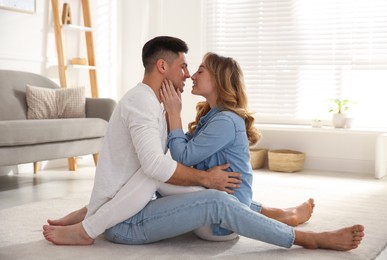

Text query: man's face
(165, 53), (190, 93)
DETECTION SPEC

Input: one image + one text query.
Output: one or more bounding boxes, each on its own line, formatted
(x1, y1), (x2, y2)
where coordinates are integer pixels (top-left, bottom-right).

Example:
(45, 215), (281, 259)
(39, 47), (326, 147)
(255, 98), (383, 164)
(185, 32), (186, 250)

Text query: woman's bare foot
(295, 224), (365, 250)
(47, 207), (87, 226)
(261, 198), (315, 226)
(42, 222), (94, 245)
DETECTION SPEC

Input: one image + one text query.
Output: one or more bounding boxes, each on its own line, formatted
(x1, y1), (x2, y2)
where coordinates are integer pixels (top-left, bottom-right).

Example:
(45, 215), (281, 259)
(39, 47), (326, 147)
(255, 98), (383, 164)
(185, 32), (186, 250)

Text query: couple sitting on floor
(43, 36), (364, 251)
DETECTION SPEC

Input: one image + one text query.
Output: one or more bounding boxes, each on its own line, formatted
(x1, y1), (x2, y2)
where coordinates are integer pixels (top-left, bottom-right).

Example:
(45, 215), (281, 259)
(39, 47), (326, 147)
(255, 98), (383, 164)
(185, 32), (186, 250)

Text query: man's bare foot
(261, 198), (315, 227)
(47, 207), (87, 226)
(295, 224), (365, 250)
(42, 222), (94, 245)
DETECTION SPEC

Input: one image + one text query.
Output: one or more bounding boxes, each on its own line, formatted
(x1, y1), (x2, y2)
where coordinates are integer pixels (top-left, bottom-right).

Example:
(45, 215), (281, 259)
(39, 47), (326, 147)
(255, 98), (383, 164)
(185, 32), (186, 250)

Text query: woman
(160, 52), (273, 240)
(164, 52), (259, 213)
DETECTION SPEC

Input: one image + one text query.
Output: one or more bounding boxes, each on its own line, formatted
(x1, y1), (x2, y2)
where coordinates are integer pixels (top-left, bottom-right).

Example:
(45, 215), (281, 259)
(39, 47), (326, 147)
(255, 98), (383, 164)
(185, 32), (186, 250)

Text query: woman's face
(191, 62), (218, 105)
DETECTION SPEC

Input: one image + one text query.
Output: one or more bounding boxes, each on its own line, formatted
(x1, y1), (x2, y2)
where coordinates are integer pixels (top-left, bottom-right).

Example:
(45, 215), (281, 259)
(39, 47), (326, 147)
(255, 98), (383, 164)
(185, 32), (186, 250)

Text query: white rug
(1, 170), (386, 260)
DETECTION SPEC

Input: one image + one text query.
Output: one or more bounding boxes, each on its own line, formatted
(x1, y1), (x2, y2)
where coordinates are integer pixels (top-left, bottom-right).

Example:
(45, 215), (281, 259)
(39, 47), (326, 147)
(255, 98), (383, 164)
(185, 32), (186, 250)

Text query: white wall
(254, 125), (385, 176)
(0, 1), (49, 73)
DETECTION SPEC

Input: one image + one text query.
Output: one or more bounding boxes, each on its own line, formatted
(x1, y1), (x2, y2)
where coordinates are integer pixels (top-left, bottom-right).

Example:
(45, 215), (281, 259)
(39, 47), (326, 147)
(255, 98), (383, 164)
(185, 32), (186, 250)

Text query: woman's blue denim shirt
(168, 107), (253, 236)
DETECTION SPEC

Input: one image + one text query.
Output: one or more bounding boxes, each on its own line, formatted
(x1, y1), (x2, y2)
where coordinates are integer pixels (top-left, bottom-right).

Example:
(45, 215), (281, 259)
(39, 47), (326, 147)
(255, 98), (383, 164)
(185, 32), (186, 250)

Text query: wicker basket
(249, 148), (267, 169)
(268, 149), (305, 173)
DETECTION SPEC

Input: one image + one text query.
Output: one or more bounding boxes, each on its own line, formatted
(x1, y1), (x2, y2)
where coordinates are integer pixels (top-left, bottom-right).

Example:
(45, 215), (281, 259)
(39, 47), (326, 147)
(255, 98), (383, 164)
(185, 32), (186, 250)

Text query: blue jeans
(104, 189), (295, 248)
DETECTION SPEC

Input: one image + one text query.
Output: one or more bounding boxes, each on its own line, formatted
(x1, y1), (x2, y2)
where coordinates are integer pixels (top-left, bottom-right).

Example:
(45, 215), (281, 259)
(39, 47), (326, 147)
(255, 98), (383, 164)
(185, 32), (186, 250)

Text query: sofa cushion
(26, 85), (86, 119)
(0, 118), (107, 146)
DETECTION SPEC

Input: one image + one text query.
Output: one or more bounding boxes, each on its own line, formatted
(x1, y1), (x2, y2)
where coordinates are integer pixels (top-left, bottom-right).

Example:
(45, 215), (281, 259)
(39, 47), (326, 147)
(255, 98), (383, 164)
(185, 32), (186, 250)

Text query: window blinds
(205, 0), (387, 128)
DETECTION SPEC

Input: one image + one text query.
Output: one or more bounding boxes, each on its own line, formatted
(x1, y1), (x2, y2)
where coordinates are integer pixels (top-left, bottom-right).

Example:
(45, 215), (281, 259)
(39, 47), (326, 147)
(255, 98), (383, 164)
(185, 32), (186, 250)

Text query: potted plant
(328, 98), (353, 128)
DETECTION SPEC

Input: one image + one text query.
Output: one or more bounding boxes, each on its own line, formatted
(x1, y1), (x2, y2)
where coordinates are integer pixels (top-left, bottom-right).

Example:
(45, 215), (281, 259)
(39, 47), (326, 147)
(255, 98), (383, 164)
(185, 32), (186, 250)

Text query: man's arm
(166, 163), (241, 194)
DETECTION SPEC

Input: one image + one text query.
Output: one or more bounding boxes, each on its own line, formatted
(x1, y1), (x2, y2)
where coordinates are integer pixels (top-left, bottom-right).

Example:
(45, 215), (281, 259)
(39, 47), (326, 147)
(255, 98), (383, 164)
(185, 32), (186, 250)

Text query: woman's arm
(168, 118), (235, 166)
(160, 79), (236, 166)
(160, 79), (183, 132)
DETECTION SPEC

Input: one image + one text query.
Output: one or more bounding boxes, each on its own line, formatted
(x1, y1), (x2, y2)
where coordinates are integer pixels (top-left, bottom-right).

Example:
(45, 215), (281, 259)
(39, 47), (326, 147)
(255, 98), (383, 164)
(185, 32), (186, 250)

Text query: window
(205, 0), (387, 128)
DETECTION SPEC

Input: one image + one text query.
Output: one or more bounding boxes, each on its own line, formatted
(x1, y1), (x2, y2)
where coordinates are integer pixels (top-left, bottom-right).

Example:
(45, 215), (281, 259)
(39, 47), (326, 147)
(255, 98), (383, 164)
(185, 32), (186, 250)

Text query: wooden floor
(0, 164), (95, 210)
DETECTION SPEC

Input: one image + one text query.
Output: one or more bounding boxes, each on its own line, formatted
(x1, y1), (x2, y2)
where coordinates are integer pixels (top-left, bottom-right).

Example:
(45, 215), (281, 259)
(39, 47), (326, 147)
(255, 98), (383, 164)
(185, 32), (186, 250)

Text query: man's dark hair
(142, 36), (189, 72)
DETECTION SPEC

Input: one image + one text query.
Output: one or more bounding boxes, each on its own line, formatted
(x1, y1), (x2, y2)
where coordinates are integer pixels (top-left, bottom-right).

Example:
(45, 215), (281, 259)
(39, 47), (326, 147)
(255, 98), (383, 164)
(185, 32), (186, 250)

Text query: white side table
(375, 133), (387, 179)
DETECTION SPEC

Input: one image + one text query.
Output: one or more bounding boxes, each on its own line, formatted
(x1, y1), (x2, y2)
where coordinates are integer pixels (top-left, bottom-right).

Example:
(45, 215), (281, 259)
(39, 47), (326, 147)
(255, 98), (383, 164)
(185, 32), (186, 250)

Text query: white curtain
(205, 0), (387, 128)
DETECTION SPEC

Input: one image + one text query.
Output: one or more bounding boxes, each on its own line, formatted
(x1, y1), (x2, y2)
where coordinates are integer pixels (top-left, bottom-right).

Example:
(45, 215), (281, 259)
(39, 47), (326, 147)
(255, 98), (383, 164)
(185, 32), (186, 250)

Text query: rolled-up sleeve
(168, 115), (235, 166)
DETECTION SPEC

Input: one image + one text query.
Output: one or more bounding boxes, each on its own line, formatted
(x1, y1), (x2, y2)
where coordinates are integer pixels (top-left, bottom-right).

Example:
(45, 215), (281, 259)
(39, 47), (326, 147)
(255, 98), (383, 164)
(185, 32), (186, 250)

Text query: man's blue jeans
(104, 189), (295, 248)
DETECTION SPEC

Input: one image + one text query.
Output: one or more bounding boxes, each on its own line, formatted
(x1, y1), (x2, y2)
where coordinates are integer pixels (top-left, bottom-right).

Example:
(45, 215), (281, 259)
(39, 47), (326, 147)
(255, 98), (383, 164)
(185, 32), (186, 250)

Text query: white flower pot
(332, 113), (346, 128)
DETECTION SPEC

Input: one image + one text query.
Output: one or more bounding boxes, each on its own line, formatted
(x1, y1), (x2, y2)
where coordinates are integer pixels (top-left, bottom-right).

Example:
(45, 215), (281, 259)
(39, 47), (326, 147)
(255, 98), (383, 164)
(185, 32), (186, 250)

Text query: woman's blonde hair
(188, 52), (260, 145)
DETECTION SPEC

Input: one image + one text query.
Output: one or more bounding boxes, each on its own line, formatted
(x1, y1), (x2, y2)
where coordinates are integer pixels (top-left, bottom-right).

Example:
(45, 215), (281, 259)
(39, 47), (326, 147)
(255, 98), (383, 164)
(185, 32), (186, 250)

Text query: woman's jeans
(104, 189), (295, 248)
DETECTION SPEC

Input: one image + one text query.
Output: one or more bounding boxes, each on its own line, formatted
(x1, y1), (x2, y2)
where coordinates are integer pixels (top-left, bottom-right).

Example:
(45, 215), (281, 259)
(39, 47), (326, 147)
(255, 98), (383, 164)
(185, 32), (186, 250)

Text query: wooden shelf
(62, 24), (92, 32)
(51, 0), (98, 98)
(67, 64), (97, 70)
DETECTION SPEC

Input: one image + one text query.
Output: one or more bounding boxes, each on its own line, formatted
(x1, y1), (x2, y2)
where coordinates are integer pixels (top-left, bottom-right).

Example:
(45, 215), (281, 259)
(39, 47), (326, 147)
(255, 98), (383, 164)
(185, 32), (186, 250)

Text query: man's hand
(204, 163), (241, 194)
(166, 163), (241, 193)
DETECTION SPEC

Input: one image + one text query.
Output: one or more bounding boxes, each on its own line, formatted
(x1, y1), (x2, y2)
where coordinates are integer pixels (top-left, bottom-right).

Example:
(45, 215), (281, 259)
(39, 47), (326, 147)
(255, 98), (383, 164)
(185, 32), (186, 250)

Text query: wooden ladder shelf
(49, 0), (99, 172)
(51, 0), (99, 97)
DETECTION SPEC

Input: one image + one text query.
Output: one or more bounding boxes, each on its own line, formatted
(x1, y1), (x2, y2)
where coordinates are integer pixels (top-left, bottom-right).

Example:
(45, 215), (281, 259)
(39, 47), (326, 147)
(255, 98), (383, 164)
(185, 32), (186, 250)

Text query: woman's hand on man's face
(160, 79), (182, 117)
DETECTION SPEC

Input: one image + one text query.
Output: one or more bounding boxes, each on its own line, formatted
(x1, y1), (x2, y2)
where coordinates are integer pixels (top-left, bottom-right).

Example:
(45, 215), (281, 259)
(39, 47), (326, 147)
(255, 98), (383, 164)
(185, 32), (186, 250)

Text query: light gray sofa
(0, 70), (116, 173)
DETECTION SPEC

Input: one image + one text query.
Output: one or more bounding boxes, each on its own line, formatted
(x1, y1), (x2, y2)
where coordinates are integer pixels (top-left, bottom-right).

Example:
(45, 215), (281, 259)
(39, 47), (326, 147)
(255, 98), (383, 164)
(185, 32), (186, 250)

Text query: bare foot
(261, 198), (315, 227)
(43, 222), (94, 245)
(295, 224), (365, 250)
(284, 198), (315, 226)
(47, 207), (87, 226)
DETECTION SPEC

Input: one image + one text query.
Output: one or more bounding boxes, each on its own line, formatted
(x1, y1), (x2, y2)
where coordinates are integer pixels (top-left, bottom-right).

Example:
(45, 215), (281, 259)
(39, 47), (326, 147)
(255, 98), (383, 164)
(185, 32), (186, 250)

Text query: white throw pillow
(26, 85), (85, 119)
